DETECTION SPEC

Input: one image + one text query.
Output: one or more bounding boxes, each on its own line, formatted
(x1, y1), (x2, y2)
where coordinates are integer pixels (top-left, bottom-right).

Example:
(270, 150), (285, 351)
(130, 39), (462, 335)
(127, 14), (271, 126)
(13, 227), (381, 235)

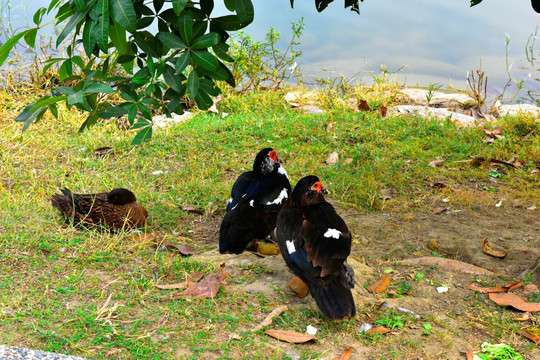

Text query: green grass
(0, 86), (539, 359)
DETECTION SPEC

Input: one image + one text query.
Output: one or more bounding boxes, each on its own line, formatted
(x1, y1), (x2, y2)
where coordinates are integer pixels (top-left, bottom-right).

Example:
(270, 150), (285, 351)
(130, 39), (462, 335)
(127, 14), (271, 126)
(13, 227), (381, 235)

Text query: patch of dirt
(185, 205), (540, 359)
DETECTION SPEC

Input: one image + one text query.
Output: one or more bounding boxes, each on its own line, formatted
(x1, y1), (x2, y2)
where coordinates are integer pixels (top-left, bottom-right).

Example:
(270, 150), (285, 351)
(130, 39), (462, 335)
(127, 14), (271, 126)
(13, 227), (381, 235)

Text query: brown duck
(51, 188), (148, 230)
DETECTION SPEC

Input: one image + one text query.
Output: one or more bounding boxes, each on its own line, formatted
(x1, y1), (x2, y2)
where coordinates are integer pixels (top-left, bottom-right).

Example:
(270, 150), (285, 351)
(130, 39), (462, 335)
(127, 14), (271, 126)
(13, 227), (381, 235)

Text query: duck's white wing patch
(249, 200), (254, 207)
(266, 188), (289, 205)
(286, 240), (296, 254)
(226, 197), (232, 205)
(277, 165), (289, 179)
(324, 228), (342, 239)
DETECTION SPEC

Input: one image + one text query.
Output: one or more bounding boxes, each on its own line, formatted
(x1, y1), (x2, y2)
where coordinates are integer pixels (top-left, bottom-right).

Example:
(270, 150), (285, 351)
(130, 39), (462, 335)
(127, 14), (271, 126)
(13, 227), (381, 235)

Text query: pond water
(3, 0), (539, 102)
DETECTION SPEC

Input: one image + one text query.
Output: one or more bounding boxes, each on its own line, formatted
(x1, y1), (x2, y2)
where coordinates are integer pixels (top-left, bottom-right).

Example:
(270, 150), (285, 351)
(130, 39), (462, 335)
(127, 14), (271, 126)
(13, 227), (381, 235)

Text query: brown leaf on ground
(380, 188), (396, 200)
(367, 275), (390, 294)
(288, 276), (309, 298)
(333, 347), (352, 360)
(93, 146), (113, 157)
(378, 106), (387, 117)
(356, 99), (372, 112)
(523, 284), (540, 296)
(433, 207), (448, 215)
(164, 201), (177, 207)
(482, 237), (508, 259)
(252, 305), (288, 332)
(132, 233), (160, 243)
(326, 152), (339, 166)
(514, 312), (531, 321)
(488, 293), (540, 312)
(365, 326), (392, 335)
(396, 257), (495, 276)
(428, 159), (444, 168)
(464, 281), (524, 294)
(517, 329), (539, 344)
(181, 205), (204, 215)
(156, 282), (189, 290)
(163, 239), (198, 256)
(327, 122), (334, 132)
(344, 158), (353, 165)
(466, 350), (474, 360)
(265, 329), (317, 343)
(256, 241), (280, 256)
(182, 266), (229, 299)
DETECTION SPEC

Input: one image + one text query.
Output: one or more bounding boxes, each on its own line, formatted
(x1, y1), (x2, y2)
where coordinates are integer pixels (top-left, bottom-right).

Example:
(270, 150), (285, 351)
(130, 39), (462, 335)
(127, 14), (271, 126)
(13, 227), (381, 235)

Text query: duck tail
(308, 277), (356, 320)
(51, 188), (74, 213)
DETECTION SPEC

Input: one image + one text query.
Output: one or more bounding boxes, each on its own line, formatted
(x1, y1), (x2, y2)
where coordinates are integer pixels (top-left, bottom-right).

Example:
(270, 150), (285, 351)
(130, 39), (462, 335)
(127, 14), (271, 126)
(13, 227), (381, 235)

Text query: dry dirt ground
(188, 204), (540, 359)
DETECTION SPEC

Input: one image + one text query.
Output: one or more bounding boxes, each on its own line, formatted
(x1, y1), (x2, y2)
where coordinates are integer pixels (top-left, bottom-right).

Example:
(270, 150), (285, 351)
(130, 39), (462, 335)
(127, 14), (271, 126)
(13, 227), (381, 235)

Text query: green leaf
(111, 0), (137, 32)
(97, 105), (128, 119)
(82, 19), (97, 56)
(33, 8), (46, 25)
(96, 0), (110, 51)
(138, 103), (152, 120)
(53, 86), (76, 96)
(175, 51), (190, 74)
(133, 31), (160, 57)
(109, 21), (127, 54)
(163, 64), (182, 92)
(212, 42), (233, 62)
(157, 32), (187, 49)
(79, 114), (100, 132)
(124, 103), (138, 124)
(187, 69), (199, 100)
(67, 91), (85, 106)
(131, 125), (152, 145)
(177, 12), (193, 42)
(191, 50), (219, 71)
(56, 1), (95, 47)
(74, 0), (85, 12)
(200, 0), (214, 15)
(235, 0), (254, 24)
(0, 31), (28, 67)
(191, 32), (219, 49)
(71, 55), (85, 69)
(131, 118), (151, 129)
(211, 15), (247, 31)
(85, 83), (114, 94)
(23, 28), (38, 48)
(194, 88), (213, 110)
(58, 59), (73, 80)
(171, 0), (188, 16)
(224, 0), (235, 11)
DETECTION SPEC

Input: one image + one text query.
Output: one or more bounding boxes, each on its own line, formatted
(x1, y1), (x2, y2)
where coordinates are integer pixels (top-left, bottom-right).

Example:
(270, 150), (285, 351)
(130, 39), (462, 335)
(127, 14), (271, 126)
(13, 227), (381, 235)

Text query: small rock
(437, 286), (449, 293)
(306, 325), (318, 335)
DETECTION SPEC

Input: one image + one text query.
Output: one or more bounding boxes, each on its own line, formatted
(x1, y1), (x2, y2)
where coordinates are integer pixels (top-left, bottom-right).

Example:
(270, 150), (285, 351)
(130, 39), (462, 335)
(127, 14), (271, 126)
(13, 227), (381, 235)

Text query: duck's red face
(311, 181), (330, 195)
(269, 150), (278, 162)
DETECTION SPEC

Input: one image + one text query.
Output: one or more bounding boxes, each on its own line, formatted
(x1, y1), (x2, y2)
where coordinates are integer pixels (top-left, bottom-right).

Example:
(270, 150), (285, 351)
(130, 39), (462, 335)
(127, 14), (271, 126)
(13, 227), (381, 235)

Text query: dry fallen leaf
(181, 205), (204, 215)
(396, 257), (495, 276)
(93, 146), (113, 157)
(156, 282), (189, 290)
(517, 329), (539, 344)
(433, 207), (448, 215)
(182, 266), (229, 299)
(256, 241), (280, 256)
(466, 350), (474, 360)
(325, 152), (339, 166)
(356, 99), (372, 112)
(523, 284), (540, 296)
(514, 312), (531, 321)
(265, 329), (317, 343)
(428, 159), (444, 168)
(344, 158), (353, 165)
(488, 293), (540, 312)
(252, 305), (288, 332)
(326, 122), (335, 132)
(163, 239), (198, 256)
(482, 237), (508, 259)
(132, 233), (160, 243)
(378, 106), (387, 117)
(333, 347), (352, 360)
(288, 276), (309, 298)
(380, 188), (395, 200)
(365, 326), (392, 335)
(463, 281), (523, 294)
(367, 275), (390, 294)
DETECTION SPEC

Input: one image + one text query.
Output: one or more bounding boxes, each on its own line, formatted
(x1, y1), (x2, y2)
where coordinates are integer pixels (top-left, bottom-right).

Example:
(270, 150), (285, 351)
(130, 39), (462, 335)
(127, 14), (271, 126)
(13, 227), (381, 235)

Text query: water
(3, 0), (539, 100)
